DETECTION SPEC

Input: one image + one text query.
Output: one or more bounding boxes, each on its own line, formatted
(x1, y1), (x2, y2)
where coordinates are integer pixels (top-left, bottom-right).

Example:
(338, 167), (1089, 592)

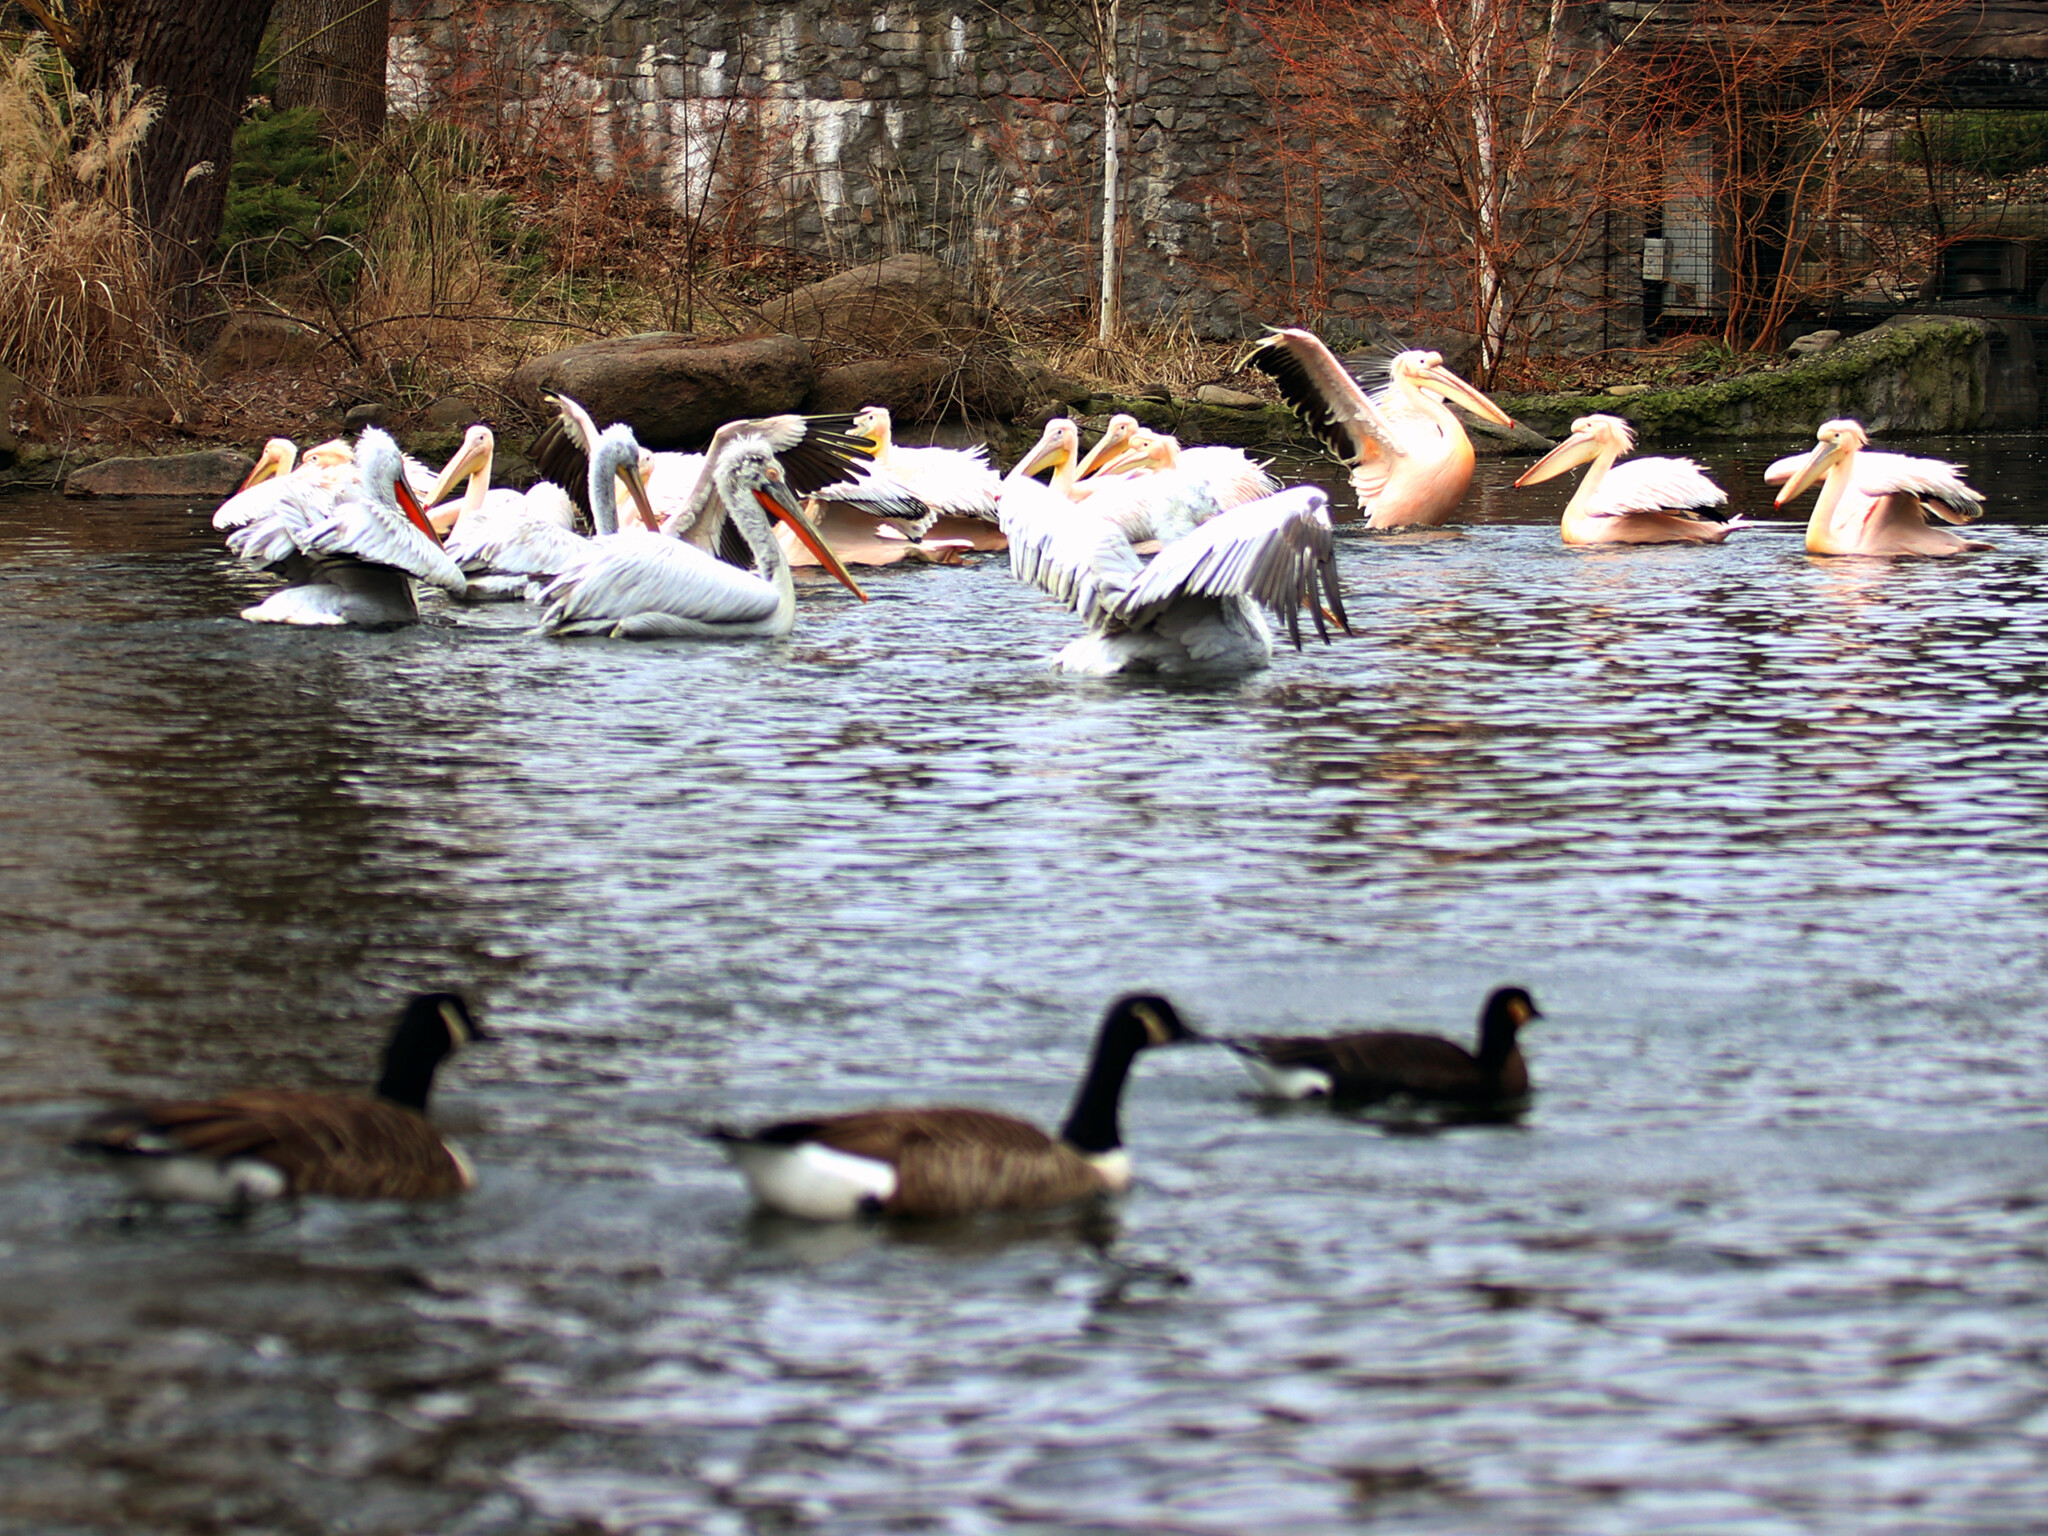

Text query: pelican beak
(1013, 430), (1072, 483)
(237, 440), (292, 494)
(757, 473), (869, 602)
(424, 430), (492, 526)
(1074, 421), (1135, 479)
(617, 459), (662, 532)
(393, 474), (443, 546)
(1514, 430), (1600, 488)
(1423, 363), (1517, 428)
(1775, 440), (1848, 506)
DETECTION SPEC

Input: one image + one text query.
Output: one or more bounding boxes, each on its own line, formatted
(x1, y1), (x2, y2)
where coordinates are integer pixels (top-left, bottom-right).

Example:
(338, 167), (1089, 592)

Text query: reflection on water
(6, 435), (2048, 1532)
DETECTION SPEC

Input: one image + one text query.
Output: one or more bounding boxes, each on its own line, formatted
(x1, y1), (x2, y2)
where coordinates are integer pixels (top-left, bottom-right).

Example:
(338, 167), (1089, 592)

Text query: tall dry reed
(0, 37), (175, 400)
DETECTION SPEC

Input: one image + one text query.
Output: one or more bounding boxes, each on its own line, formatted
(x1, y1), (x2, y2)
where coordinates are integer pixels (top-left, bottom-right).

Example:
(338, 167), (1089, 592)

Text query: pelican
(789, 406), (1007, 567)
(1008, 418), (1150, 503)
(1514, 415), (1741, 545)
(1774, 420), (1990, 557)
(1249, 329), (1517, 527)
(422, 423), (586, 600)
(212, 437), (355, 531)
(1093, 429), (1280, 512)
(225, 428), (466, 625)
(1000, 476), (1348, 675)
(535, 432), (869, 639)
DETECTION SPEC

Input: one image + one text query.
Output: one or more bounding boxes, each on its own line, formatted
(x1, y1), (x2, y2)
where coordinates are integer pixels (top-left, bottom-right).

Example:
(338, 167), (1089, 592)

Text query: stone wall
(386, 0), (1424, 342)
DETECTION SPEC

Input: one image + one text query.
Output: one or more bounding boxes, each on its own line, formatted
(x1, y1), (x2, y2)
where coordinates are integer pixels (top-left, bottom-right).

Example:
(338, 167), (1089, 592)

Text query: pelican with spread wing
(535, 432), (869, 640)
(1000, 474), (1347, 675)
(1515, 415), (1742, 545)
(1774, 419), (1990, 557)
(224, 428), (466, 626)
(1249, 329), (1516, 528)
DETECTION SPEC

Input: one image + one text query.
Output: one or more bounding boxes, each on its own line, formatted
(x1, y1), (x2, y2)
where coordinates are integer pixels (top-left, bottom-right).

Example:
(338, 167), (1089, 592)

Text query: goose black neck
(374, 1005), (451, 1112)
(1058, 1012), (1149, 1156)
(1475, 1004), (1524, 1075)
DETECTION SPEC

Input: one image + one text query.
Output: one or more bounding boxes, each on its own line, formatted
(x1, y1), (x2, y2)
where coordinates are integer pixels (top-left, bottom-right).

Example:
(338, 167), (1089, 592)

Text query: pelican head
(714, 436), (870, 603)
(851, 405), (895, 455)
(426, 422), (496, 512)
(1095, 428), (1180, 478)
(1075, 413), (1141, 479)
(1390, 350), (1517, 428)
(1774, 419), (1870, 507)
(356, 428), (443, 545)
(1514, 414), (1636, 488)
(590, 423), (661, 533)
(237, 437), (297, 494)
(302, 438), (354, 472)
(1012, 418), (1079, 483)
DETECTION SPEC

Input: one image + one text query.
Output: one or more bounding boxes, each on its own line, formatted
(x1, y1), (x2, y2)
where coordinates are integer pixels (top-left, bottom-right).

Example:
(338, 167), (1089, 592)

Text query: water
(6, 434), (2048, 1533)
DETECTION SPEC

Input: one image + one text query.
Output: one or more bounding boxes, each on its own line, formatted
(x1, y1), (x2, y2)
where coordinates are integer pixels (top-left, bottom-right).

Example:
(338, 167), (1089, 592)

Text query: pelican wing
(1584, 456), (1728, 518)
(301, 491), (467, 592)
(535, 533), (779, 632)
(1852, 451), (1985, 521)
(999, 476), (1144, 628)
(448, 513), (589, 577)
(223, 481), (336, 566)
(1117, 485), (1346, 644)
(1247, 330), (1406, 496)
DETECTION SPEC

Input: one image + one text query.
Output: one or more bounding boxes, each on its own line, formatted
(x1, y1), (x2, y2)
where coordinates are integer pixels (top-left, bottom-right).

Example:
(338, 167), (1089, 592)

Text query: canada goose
(708, 994), (1195, 1220)
(74, 992), (488, 1206)
(1225, 986), (1540, 1104)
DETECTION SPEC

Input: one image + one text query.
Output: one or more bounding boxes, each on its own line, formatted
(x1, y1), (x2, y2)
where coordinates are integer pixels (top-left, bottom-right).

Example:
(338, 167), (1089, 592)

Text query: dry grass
(1027, 314), (1275, 400)
(0, 37), (183, 405)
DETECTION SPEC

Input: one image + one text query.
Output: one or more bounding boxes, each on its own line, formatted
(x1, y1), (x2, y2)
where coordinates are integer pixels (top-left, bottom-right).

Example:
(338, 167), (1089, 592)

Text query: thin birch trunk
(1097, 0), (1120, 344)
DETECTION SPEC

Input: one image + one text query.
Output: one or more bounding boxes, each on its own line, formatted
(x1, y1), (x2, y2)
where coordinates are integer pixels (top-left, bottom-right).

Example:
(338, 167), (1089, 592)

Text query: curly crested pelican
(1224, 986), (1540, 1106)
(1249, 329), (1517, 528)
(74, 994), (487, 1207)
(707, 994), (1195, 1220)
(225, 428), (467, 626)
(1515, 415), (1741, 545)
(1774, 420), (1989, 557)
(1001, 474), (1348, 676)
(535, 431), (868, 639)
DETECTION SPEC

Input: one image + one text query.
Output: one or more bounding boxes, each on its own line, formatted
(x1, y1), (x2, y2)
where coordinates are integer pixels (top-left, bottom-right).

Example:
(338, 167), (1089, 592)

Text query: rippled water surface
(8, 436), (2048, 1534)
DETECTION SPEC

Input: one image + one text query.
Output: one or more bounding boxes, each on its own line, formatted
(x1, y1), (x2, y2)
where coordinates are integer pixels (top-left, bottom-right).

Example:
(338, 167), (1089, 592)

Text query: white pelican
(785, 406), (1005, 566)
(1092, 429), (1280, 512)
(212, 437), (355, 531)
(1249, 329), (1517, 527)
(1000, 476), (1347, 675)
(1514, 415), (1742, 545)
(535, 432), (868, 640)
(1774, 420), (1990, 557)
(225, 428), (467, 626)
(422, 423), (586, 600)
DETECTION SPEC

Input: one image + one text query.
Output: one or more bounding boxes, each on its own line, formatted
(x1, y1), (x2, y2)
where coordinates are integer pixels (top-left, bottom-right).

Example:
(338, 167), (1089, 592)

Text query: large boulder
(762, 254), (988, 361)
(64, 449), (255, 499)
(806, 348), (1028, 420)
(507, 333), (815, 448)
(201, 314), (323, 381)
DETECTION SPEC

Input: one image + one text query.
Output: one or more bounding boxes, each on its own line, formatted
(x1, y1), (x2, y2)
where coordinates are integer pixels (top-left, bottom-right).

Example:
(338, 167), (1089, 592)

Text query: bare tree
(273, 0), (389, 145)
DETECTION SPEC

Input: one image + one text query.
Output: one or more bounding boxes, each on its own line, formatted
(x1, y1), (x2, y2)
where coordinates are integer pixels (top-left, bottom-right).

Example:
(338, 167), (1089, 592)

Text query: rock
(201, 314), (322, 380)
(1195, 383), (1263, 408)
(1013, 354), (1093, 409)
(343, 402), (388, 433)
(1786, 329), (1842, 358)
(1607, 383), (1652, 398)
(64, 449), (255, 499)
(508, 333), (815, 448)
(423, 394), (483, 429)
(762, 253), (988, 360)
(805, 347), (1027, 421)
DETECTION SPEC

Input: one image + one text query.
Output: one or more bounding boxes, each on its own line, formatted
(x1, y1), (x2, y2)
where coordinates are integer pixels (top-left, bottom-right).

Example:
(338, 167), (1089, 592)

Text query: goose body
(1248, 329), (1517, 527)
(74, 993), (488, 1205)
(1515, 415), (1740, 545)
(1227, 986), (1540, 1105)
(1774, 420), (1990, 556)
(710, 994), (1193, 1220)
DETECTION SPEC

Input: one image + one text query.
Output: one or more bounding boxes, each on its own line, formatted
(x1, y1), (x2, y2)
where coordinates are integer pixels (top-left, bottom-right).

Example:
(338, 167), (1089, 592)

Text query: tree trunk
(273, 0), (390, 145)
(73, 0), (278, 300)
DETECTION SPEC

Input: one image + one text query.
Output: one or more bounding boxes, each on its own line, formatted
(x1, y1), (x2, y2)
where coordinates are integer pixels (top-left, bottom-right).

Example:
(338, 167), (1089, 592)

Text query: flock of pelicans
(63, 322), (2000, 1217)
(202, 328), (1994, 678)
(73, 985), (1541, 1218)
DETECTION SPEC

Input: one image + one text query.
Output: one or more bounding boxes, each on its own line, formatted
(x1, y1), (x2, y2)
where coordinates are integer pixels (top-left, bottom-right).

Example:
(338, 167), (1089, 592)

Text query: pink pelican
(1514, 415), (1742, 545)
(1773, 420), (1989, 557)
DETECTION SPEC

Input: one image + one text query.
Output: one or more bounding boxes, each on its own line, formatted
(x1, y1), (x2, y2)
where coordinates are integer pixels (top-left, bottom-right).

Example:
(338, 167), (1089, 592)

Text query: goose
(1224, 986), (1540, 1105)
(1773, 419), (1990, 556)
(1514, 414), (1742, 545)
(708, 994), (1195, 1220)
(224, 428), (468, 625)
(1248, 329), (1517, 527)
(534, 430), (868, 639)
(73, 993), (488, 1207)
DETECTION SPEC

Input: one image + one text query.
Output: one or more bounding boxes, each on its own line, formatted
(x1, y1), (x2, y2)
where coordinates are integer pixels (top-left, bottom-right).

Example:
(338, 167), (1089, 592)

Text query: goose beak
(758, 474), (870, 602)
(1514, 430), (1600, 488)
(1775, 440), (1847, 506)
(1425, 363), (1517, 428)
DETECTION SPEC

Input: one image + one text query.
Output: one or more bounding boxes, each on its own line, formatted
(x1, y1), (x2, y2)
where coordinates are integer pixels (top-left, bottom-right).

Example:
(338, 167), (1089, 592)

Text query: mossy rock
(1497, 317), (2023, 444)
